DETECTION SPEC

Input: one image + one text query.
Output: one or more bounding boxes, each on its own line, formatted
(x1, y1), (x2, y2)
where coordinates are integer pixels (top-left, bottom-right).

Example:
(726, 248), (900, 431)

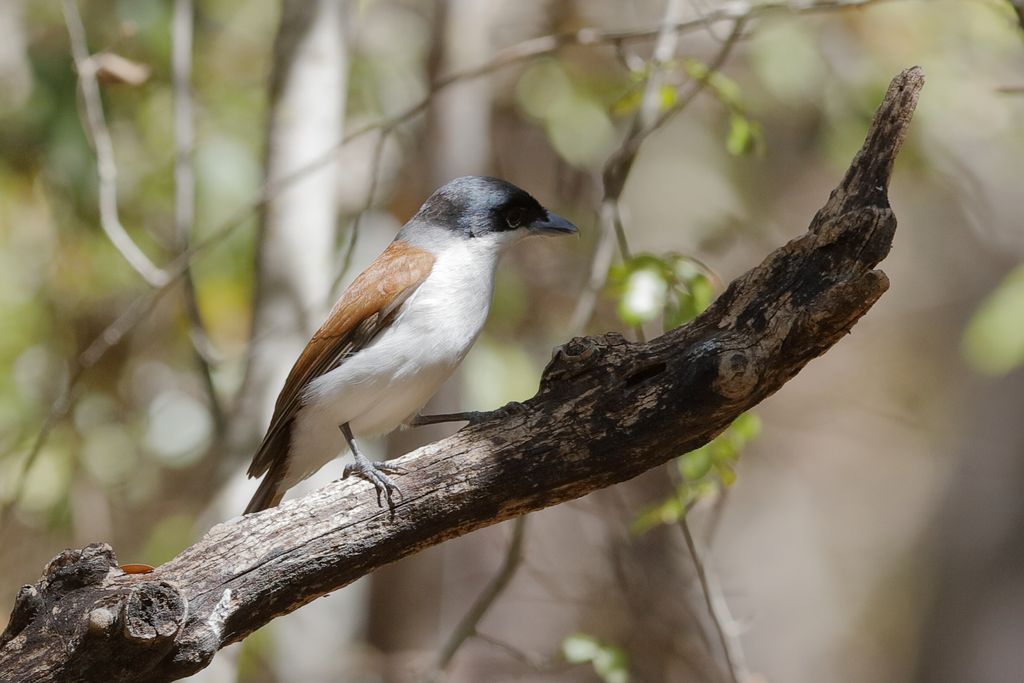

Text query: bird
(244, 176), (577, 514)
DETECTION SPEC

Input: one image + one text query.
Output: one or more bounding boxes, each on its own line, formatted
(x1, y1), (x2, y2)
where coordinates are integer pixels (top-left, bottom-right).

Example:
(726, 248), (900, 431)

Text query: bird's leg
(409, 401), (528, 427)
(339, 423), (403, 508)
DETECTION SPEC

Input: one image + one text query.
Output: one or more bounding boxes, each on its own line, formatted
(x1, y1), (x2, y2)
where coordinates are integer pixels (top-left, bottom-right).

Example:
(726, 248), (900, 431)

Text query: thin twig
(62, 0), (168, 287)
(1, 276), (171, 529)
(579, 18), (747, 338)
(653, 19), (748, 133)
(619, 0), (686, 257)
(0, 372), (76, 532)
(703, 486), (732, 548)
(430, 517), (528, 679)
(473, 631), (571, 673)
(679, 516), (749, 683)
(639, 0), (687, 147)
(173, 0), (225, 433)
(330, 129), (389, 298)
(568, 203), (617, 334)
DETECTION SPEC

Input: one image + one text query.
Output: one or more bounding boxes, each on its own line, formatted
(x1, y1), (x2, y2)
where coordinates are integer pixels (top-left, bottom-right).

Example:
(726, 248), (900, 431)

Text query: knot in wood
(543, 335), (605, 386)
(713, 351), (758, 400)
(551, 332), (627, 365)
(122, 581), (185, 646)
(554, 336), (599, 363)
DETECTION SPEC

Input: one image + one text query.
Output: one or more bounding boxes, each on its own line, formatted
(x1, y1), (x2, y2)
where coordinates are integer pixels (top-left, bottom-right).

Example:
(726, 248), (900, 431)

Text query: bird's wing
(247, 240), (435, 481)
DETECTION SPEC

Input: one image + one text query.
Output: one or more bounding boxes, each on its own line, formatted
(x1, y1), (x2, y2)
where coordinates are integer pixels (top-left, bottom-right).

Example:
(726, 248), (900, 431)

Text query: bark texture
(0, 67), (924, 683)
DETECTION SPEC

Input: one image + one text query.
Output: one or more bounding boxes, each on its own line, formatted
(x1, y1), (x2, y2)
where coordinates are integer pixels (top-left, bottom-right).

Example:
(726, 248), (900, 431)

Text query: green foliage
(726, 113), (761, 157)
(631, 412), (762, 535)
(610, 75), (679, 116)
(611, 58), (764, 157)
(608, 253), (715, 329)
(683, 59), (765, 157)
(962, 264), (1024, 375)
(562, 633), (630, 683)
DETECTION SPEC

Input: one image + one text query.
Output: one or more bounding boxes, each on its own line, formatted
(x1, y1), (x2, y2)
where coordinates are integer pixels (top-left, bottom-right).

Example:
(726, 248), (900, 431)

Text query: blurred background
(1, 1), (1023, 682)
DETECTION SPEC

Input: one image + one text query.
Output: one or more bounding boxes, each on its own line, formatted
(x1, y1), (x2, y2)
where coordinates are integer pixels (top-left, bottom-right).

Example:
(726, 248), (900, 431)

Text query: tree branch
(680, 517), (748, 683)
(0, 67), (924, 683)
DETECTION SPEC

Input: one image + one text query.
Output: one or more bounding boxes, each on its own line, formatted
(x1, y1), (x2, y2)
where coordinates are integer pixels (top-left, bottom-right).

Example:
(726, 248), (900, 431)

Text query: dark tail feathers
(244, 457), (287, 514)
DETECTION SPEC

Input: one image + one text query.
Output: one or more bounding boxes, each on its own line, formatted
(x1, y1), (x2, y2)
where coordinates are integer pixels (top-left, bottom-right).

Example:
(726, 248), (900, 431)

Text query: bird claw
(342, 460), (403, 509)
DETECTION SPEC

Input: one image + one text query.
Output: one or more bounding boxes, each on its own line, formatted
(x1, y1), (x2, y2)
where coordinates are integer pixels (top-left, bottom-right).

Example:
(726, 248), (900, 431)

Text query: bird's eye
(505, 208), (525, 229)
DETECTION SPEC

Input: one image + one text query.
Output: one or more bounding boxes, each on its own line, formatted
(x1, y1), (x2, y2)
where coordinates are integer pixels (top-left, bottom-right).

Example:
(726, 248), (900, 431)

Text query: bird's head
(399, 176), (576, 253)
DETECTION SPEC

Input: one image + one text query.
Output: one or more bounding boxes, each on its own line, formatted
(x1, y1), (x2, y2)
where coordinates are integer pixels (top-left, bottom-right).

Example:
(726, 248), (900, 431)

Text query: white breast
(285, 238), (502, 484)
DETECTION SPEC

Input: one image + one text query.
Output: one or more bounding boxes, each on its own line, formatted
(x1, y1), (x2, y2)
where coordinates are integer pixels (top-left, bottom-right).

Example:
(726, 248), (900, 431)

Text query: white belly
(285, 241), (496, 484)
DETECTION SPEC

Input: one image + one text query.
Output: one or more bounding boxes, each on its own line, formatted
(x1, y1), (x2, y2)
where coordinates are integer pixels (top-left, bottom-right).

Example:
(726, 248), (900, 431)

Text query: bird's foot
(342, 459), (404, 509)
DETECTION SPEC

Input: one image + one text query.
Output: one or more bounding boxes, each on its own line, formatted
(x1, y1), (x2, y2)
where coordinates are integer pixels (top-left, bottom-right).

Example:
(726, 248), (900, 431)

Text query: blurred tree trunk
(228, 0), (346, 460)
(196, 1), (354, 681)
(0, 0), (31, 115)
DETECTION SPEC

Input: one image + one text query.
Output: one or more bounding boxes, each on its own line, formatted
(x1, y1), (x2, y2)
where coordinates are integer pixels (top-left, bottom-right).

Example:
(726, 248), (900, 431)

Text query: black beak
(529, 211), (577, 236)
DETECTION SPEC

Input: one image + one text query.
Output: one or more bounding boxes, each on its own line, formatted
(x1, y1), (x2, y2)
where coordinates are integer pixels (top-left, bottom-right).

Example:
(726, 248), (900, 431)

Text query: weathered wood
(0, 67), (924, 683)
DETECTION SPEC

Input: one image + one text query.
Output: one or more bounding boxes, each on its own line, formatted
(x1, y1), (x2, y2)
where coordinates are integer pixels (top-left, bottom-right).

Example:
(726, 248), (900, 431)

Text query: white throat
(409, 234), (512, 334)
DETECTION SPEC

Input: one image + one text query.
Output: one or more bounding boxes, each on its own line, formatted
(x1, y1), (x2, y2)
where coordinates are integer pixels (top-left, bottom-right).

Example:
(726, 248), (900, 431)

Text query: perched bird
(244, 176), (577, 514)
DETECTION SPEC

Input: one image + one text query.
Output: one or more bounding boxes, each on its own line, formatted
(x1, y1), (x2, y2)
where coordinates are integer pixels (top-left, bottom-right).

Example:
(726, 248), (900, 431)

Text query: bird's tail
(244, 457), (288, 514)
